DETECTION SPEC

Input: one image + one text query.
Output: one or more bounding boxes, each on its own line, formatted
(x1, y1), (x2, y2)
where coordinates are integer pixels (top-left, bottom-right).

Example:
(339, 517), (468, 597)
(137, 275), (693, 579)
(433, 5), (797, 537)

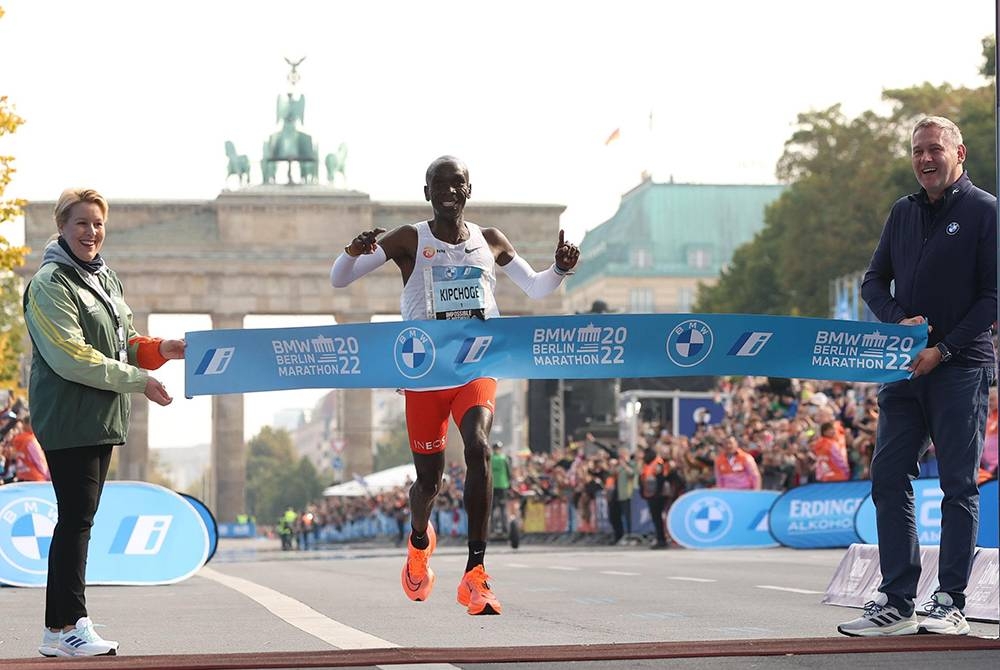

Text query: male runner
(330, 155), (579, 615)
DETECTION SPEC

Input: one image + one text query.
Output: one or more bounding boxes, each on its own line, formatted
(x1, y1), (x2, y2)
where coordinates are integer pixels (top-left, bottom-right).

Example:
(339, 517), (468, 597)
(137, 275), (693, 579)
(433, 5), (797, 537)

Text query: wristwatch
(935, 342), (953, 362)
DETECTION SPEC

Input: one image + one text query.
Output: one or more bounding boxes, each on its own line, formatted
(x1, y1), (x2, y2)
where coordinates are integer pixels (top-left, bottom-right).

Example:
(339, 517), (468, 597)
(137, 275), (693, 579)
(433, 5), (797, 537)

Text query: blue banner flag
(855, 478), (999, 548)
(666, 489), (781, 549)
(184, 313), (926, 396)
(768, 481), (871, 548)
(0, 482), (211, 587)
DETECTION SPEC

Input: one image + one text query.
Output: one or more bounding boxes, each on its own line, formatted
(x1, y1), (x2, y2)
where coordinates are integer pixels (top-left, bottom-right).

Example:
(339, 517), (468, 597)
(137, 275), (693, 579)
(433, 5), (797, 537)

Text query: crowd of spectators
(283, 374), (999, 547)
(0, 391), (50, 485)
(9, 371), (998, 548)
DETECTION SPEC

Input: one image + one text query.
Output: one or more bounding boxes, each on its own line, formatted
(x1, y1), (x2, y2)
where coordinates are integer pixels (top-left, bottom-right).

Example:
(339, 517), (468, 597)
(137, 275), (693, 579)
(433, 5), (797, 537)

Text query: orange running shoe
(400, 522), (437, 601)
(456, 565), (502, 615)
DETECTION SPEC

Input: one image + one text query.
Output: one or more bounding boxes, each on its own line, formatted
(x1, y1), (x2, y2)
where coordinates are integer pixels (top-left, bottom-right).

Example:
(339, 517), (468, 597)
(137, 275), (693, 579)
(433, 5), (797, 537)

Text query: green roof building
(566, 177), (785, 314)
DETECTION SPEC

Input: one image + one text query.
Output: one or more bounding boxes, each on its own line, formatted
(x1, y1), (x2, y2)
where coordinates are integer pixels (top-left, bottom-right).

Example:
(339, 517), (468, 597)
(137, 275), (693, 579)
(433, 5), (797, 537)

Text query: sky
(1, 0), (996, 448)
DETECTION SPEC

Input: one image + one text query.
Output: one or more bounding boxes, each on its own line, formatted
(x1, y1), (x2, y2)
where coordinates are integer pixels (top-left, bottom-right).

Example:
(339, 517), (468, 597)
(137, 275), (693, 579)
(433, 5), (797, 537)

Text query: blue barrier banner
(666, 489), (780, 549)
(631, 493), (654, 535)
(180, 493), (218, 562)
(855, 478), (998, 548)
(184, 313), (926, 395)
(0, 481), (210, 587)
(979, 479), (998, 548)
(768, 481), (871, 548)
(218, 522), (257, 538)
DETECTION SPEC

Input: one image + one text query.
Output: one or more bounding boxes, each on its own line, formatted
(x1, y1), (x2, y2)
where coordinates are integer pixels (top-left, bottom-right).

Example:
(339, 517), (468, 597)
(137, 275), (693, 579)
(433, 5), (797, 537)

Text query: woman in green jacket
(23, 188), (185, 657)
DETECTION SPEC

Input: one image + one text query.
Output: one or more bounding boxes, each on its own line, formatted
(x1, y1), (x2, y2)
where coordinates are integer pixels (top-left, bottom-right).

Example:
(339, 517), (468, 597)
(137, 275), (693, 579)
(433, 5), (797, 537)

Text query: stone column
(333, 310), (375, 475)
(211, 312), (245, 523)
(341, 388), (374, 476)
(119, 311), (149, 481)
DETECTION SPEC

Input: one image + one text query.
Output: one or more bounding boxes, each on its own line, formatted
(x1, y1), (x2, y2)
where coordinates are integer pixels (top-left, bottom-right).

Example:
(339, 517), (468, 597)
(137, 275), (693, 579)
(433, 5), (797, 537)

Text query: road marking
(755, 585), (823, 594)
(200, 567), (461, 670)
(548, 566), (581, 571)
(601, 570), (640, 576)
(199, 567), (394, 649)
(667, 576), (716, 582)
(505, 562), (531, 568)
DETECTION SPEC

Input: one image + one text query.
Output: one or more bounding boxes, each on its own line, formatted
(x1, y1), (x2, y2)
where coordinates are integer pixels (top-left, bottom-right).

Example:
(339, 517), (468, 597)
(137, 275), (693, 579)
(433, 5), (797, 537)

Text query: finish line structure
(184, 313), (926, 396)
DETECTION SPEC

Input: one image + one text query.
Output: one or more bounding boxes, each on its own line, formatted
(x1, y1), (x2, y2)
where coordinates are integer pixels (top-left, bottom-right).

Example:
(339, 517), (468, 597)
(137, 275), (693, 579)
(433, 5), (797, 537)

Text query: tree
(696, 106), (900, 316)
(0, 7), (30, 394)
(980, 35), (995, 81)
(245, 426), (324, 524)
(695, 43), (997, 317)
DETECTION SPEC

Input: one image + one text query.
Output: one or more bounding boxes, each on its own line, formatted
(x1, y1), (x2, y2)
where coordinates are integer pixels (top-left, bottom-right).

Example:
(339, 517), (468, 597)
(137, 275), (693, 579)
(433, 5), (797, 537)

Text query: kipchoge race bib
(427, 265), (487, 320)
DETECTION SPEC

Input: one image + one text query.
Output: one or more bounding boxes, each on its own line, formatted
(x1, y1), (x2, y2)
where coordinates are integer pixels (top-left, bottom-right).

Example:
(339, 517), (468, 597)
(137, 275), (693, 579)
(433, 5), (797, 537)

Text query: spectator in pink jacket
(713, 436), (761, 490)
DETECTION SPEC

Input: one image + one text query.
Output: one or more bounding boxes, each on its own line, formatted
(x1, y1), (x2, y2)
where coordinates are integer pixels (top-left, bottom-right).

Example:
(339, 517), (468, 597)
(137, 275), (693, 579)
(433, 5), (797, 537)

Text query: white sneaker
(837, 592), (918, 637)
(38, 628), (63, 657)
(919, 592), (971, 635)
(55, 617), (119, 657)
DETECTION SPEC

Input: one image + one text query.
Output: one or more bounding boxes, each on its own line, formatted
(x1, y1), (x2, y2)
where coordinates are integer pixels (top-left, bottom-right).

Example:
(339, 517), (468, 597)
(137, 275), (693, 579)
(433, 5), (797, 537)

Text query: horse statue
(300, 142), (320, 184)
(325, 143), (349, 186)
(261, 141), (277, 184)
(224, 141), (251, 187)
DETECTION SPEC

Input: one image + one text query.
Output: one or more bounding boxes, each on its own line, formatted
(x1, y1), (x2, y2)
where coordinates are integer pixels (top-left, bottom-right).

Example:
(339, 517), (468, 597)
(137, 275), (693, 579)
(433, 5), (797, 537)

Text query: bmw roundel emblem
(666, 319), (714, 368)
(946, 222), (960, 235)
(0, 497), (58, 574)
(394, 327), (436, 379)
(684, 496), (733, 542)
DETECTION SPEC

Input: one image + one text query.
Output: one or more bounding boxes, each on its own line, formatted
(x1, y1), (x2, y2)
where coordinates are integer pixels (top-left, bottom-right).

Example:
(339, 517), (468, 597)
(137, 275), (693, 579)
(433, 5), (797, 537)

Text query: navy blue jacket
(861, 172), (997, 368)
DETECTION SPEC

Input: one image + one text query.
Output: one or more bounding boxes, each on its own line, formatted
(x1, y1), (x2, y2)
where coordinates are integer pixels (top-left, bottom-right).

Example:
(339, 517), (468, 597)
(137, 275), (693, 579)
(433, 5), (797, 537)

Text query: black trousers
(45, 445), (113, 629)
(609, 497), (633, 540)
(645, 496), (667, 546)
(872, 366), (992, 613)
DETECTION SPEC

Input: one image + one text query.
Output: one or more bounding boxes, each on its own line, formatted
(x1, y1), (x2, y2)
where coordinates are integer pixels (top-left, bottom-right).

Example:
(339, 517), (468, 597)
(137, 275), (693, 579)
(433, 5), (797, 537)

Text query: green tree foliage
(695, 47), (996, 317)
(245, 426), (324, 523)
(0, 8), (30, 393)
(981, 36), (995, 80)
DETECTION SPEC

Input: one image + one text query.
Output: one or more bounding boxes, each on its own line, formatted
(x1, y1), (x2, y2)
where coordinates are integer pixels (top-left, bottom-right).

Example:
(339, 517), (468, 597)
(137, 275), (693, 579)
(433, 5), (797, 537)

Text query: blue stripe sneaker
(837, 592), (918, 637)
(38, 628), (62, 657)
(919, 592), (970, 635)
(55, 617), (119, 657)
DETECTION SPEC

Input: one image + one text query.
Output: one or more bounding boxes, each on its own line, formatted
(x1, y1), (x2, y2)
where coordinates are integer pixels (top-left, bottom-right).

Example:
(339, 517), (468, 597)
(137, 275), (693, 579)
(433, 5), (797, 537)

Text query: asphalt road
(0, 537), (997, 668)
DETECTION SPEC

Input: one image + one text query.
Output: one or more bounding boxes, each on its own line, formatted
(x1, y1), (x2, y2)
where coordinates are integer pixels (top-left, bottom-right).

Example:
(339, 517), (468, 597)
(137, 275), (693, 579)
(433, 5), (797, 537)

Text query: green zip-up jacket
(23, 241), (149, 452)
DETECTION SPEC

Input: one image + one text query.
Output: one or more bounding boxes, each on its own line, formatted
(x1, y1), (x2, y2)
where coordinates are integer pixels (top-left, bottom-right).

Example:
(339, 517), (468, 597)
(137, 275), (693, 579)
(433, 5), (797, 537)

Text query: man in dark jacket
(839, 117), (997, 638)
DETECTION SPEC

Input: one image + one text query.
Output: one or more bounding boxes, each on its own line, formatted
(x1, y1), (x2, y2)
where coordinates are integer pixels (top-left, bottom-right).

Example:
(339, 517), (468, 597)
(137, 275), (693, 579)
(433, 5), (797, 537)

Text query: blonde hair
(912, 116), (963, 147)
(53, 188), (108, 229)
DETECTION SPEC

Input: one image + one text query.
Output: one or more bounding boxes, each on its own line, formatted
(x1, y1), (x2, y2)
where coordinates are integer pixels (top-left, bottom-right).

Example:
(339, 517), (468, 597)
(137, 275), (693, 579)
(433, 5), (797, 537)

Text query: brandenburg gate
(20, 189), (565, 522)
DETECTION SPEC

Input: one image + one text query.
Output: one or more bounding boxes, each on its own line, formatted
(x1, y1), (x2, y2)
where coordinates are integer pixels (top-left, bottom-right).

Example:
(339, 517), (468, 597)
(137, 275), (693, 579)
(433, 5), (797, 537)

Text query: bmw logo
(946, 222), (960, 235)
(666, 319), (714, 368)
(394, 327), (436, 379)
(684, 496), (733, 542)
(0, 497), (58, 574)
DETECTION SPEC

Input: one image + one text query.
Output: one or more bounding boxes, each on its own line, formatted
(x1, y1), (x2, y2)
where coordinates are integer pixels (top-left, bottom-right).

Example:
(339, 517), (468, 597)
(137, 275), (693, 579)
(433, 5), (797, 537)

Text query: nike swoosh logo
(404, 567), (423, 591)
(464, 246), (482, 253)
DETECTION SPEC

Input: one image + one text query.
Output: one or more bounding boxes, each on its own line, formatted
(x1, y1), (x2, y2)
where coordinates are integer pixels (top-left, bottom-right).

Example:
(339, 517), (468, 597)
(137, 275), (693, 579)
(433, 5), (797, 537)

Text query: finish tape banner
(855, 478), (999, 548)
(0, 482), (211, 587)
(666, 489), (780, 549)
(184, 313), (926, 396)
(768, 481), (872, 549)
